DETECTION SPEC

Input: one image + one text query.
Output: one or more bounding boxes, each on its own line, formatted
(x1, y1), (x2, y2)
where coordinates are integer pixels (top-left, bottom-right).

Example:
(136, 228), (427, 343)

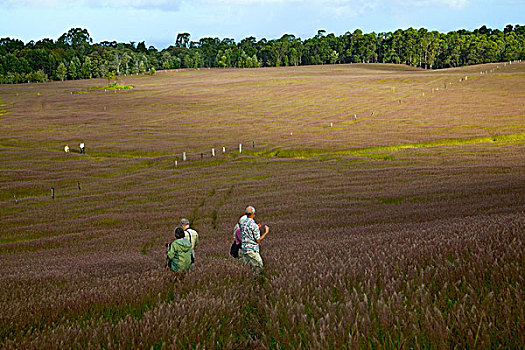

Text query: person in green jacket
(167, 227), (192, 272)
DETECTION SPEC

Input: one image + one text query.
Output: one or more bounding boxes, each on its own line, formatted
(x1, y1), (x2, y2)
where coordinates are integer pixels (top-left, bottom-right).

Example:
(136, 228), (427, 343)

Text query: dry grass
(0, 62), (524, 348)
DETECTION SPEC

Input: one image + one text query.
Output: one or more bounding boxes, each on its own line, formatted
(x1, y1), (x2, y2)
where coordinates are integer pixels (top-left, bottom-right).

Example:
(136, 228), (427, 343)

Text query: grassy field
(1, 62), (524, 348)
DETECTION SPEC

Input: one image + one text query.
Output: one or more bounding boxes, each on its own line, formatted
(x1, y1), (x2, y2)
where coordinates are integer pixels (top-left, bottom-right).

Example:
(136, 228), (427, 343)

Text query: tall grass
(1, 63), (524, 348)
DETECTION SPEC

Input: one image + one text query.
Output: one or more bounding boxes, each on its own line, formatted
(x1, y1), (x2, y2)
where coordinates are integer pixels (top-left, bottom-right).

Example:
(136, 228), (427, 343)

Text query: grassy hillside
(0, 63), (524, 348)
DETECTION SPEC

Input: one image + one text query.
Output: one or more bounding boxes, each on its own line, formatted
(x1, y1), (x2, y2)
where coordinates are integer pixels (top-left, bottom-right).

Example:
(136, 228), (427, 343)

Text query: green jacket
(167, 237), (192, 272)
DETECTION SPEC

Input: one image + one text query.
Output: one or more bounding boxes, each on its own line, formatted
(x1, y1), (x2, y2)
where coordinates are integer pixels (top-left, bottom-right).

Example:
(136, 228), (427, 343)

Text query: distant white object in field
(64, 145), (69, 153)
(239, 144), (242, 153)
(290, 132), (293, 136)
(354, 114), (357, 120)
(330, 122), (333, 127)
(183, 152), (187, 161)
(175, 160), (178, 167)
(212, 148), (215, 157)
(222, 147), (226, 153)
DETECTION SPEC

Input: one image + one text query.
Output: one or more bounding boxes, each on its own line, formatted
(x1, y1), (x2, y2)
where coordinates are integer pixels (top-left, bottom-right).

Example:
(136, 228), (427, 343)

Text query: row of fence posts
(12, 182), (80, 202)
(174, 141), (257, 167)
(33, 181), (83, 202)
(171, 116), (364, 168)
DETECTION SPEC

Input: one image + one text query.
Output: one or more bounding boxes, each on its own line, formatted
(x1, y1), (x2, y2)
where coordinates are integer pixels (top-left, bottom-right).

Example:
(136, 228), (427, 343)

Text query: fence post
(239, 144), (242, 153)
(78, 181), (81, 190)
(51, 187), (55, 200)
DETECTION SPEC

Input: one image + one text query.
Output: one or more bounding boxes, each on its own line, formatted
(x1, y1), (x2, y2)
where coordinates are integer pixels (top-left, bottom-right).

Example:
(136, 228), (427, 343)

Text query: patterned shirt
(240, 217), (260, 253)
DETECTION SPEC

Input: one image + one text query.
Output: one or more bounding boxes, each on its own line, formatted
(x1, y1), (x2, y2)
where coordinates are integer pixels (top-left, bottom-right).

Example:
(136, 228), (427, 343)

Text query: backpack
(230, 241), (241, 258)
(229, 226), (242, 258)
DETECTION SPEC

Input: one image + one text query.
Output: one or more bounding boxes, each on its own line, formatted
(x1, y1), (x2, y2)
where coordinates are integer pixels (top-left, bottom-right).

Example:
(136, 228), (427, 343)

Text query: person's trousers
(242, 251), (263, 270)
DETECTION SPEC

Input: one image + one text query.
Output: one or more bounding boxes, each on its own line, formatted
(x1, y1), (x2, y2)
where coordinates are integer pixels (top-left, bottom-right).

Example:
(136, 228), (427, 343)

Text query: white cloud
(400, 0), (470, 9)
(0, 0), (472, 11)
(0, 0), (183, 11)
(0, 0), (64, 6)
(96, 0), (183, 11)
(202, 0), (297, 3)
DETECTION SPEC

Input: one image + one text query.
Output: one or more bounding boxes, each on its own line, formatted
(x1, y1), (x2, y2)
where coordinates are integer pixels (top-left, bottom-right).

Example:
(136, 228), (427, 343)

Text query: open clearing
(1, 63), (524, 348)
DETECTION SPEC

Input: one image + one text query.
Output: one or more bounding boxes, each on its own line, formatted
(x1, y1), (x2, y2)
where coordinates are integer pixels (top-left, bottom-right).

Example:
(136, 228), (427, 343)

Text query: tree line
(1, 25), (524, 84)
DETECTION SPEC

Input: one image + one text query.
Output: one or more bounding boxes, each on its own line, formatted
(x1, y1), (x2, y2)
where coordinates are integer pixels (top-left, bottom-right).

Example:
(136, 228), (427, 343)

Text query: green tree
(81, 56), (92, 78)
(138, 60), (146, 73)
(112, 52), (122, 75)
(56, 62), (67, 81)
(104, 71), (116, 85)
(175, 33), (191, 48)
(121, 53), (132, 75)
(198, 37), (220, 68)
(68, 57), (80, 79)
(503, 32), (520, 60)
(98, 63), (108, 79)
(58, 28), (93, 46)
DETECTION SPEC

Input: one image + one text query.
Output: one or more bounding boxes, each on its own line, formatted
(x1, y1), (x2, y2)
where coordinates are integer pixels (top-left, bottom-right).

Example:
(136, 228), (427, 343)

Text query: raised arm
(256, 225), (269, 243)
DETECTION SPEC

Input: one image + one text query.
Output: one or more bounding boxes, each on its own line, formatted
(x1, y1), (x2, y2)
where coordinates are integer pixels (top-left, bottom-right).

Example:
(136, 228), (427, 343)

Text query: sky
(0, 0), (524, 49)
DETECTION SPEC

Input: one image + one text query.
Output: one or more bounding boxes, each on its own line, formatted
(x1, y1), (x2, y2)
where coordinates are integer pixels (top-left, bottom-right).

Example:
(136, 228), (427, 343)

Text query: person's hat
(180, 218), (190, 226)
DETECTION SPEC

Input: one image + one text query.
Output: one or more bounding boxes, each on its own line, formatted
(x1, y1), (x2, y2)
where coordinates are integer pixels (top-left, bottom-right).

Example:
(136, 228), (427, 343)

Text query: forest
(0, 25), (524, 84)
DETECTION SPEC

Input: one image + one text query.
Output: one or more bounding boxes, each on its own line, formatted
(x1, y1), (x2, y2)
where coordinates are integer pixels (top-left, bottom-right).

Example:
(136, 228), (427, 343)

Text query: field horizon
(1, 62), (524, 348)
